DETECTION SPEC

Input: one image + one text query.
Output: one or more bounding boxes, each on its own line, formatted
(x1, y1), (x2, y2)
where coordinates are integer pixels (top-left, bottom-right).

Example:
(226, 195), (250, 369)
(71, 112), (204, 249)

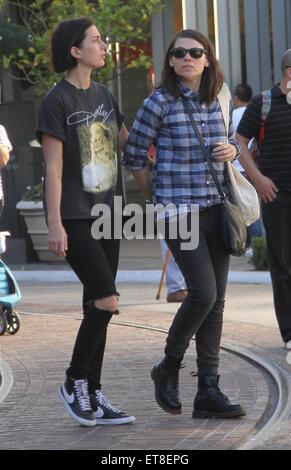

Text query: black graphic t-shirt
(36, 78), (124, 219)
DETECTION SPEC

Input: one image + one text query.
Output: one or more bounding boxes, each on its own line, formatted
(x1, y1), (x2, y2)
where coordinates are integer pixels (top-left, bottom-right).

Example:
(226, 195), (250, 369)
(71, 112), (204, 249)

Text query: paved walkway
(7, 239), (271, 285)
(1, 282), (291, 450)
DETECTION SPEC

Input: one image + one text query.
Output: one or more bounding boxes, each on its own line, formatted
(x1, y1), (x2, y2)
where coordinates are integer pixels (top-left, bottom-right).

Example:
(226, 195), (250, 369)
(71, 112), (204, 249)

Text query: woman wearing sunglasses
(123, 30), (245, 419)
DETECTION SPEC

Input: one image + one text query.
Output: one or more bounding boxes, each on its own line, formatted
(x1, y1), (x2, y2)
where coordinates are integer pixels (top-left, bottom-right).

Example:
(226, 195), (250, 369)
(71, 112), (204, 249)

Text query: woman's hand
(212, 143), (237, 162)
(48, 223), (68, 258)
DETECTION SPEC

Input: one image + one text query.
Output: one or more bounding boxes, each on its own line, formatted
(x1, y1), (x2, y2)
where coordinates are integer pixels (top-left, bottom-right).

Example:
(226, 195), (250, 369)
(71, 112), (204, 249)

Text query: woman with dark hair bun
(124, 29), (245, 419)
(36, 17), (135, 427)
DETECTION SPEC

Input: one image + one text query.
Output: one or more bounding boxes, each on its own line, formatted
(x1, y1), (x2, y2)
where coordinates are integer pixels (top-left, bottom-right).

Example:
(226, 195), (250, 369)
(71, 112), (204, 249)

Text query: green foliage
(0, 19), (31, 55)
(0, 0), (161, 95)
(22, 182), (43, 201)
(250, 237), (269, 271)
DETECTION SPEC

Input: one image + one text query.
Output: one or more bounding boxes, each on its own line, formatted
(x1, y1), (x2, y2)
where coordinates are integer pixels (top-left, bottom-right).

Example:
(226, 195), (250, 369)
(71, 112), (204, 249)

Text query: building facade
(151, 0), (291, 94)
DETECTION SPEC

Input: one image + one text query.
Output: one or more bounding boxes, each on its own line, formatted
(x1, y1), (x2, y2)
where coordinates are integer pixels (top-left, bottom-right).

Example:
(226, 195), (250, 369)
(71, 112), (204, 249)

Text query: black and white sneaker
(90, 390), (135, 425)
(59, 377), (96, 427)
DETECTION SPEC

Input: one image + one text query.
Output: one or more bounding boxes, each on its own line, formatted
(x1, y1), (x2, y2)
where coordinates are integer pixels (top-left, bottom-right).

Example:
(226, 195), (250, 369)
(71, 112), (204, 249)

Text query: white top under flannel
(0, 124), (12, 201)
(123, 82), (240, 210)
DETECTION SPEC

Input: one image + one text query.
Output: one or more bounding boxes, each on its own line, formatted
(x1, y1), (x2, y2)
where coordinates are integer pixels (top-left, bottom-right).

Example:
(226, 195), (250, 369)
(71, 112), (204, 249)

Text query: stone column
(271, 0), (291, 82)
(182, 0), (208, 35)
(244, 0), (272, 94)
(151, 0), (174, 84)
(213, 0), (242, 91)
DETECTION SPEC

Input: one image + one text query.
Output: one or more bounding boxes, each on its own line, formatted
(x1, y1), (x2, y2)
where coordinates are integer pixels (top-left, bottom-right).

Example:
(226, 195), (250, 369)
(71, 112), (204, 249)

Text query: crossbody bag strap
(181, 97), (226, 200)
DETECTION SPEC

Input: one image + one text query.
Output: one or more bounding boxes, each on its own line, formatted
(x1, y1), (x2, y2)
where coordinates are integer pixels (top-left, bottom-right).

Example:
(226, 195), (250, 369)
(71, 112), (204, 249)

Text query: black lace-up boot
(151, 355), (183, 414)
(193, 375), (246, 419)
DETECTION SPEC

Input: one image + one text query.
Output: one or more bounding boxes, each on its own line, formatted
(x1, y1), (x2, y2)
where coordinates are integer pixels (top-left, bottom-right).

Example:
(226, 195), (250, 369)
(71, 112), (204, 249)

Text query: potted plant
(249, 236), (270, 271)
(16, 182), (62, 262)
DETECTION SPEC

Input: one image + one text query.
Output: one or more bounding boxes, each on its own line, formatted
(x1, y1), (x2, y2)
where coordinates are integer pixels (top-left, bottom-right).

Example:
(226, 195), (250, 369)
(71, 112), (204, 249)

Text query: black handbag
(220, 199), (247, 256)
(181, 97), (247, 257)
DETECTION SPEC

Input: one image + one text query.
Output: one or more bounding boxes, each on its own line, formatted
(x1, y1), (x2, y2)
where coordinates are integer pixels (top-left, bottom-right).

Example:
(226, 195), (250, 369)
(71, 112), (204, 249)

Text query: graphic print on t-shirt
(75, 118), (117, 194)
(77, 119), (117, 193)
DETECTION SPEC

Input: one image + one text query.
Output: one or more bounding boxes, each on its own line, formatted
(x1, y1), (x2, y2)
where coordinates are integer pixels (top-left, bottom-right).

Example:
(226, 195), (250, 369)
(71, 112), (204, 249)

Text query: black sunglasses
(170, 47), (207, 59)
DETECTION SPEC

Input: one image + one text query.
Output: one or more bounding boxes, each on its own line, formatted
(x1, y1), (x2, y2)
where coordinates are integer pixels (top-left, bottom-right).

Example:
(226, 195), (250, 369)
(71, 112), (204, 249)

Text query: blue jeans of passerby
(160, 239), (186, 294)
(165, 205), (230, 376)
(247, 217), (264, 246)
(262, 189), (291, 342)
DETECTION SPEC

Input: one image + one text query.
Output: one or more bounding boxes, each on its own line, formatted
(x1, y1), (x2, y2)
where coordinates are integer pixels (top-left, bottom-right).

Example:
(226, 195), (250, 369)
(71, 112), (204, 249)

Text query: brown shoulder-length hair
(158, 29), (224, 104)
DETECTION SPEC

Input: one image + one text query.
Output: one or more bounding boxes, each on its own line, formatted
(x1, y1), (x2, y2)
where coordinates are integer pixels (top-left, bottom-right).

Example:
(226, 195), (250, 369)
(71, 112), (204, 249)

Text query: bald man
(236, 49), (291, 348)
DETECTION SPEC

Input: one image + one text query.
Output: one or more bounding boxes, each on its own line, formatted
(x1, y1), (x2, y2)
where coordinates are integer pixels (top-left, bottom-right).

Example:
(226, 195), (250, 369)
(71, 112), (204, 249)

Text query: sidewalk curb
(12, 269), (272, 284)
(223, 342), (290, 450)
(0, 359), (14, 405)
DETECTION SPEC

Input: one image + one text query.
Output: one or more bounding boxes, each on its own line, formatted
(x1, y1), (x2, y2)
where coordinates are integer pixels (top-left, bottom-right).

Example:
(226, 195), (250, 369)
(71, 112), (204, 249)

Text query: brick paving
(0, 300), (272, 451)
(1, 281), (291, 450)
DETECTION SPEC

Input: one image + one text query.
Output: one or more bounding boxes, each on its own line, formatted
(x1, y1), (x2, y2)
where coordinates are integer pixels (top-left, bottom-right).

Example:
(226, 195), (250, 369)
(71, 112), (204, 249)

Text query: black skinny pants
(165, 205), (230, 376)
(62, 219), (120, 391)
(262, 189), (291, 343)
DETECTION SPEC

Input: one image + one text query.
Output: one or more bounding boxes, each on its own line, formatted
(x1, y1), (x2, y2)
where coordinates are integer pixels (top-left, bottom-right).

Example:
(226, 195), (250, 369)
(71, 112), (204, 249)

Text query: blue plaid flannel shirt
(123, 82), (240, 210)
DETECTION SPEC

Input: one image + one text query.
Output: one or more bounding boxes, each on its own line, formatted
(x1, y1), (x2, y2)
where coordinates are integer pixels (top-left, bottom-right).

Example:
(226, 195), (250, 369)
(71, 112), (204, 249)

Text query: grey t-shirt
(36, 78), (124, 219)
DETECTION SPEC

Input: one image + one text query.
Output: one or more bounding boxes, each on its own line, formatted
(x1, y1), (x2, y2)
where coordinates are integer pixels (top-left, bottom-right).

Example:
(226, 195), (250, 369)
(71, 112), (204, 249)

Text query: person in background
(36, 17), (135, 427)
(148, 146), (187, 303)
(232, 84), (263, 247)
(232, 83), (253, 171)
(0, 124), (12, 219)
(237, 49), (291, 349)
(160, 239), (187, 303)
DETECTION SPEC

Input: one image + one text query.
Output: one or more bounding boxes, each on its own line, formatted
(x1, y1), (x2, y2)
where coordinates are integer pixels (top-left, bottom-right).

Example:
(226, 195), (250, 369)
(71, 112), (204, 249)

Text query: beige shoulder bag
(217, 83), (260, 226)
